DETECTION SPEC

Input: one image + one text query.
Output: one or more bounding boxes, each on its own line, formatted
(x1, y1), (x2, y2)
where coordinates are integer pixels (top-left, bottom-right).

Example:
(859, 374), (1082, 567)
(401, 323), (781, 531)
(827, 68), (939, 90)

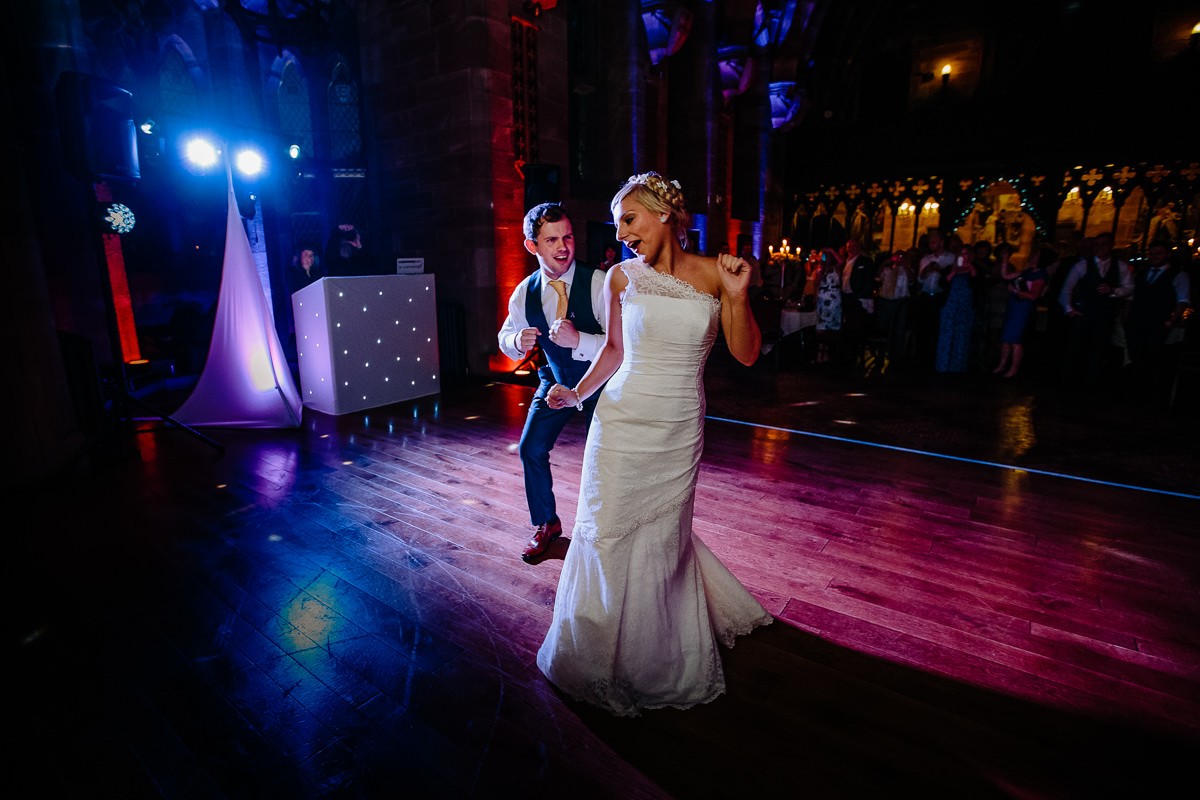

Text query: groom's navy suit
(499, 264), (606, 526)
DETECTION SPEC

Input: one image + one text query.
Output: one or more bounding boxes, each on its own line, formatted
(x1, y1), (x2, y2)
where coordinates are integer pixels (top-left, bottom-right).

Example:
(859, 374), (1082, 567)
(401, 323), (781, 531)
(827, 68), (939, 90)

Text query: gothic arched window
(328, 61), (361, 160)
(160, 41), (199, 117)
(278, 58), (314, 160)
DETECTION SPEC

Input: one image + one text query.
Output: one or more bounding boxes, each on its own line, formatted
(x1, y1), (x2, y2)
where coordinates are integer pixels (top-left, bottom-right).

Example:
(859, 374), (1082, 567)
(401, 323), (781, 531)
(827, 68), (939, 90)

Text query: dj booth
(291, 275), (440, 415)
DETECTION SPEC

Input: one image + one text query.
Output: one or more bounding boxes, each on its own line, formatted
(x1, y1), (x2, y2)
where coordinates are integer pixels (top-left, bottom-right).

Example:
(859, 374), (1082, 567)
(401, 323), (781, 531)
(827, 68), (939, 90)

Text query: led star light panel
(293, 275), (440, 415)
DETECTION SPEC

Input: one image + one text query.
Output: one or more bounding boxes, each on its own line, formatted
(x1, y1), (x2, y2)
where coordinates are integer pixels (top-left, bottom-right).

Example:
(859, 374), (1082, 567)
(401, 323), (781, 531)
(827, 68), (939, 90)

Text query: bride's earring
(660, 215), (668, 223)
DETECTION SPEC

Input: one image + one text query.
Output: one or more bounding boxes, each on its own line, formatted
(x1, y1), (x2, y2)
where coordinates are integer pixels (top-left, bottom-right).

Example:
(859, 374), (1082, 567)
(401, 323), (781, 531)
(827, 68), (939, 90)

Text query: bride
(540, 173), (773, 716)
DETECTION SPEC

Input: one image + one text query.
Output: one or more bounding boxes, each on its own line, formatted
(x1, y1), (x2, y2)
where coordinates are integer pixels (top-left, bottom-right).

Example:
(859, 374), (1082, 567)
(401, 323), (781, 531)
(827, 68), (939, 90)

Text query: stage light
(103, 202), (136, 234)
(184, 137), (219, 169)
(288, 144), (301, 159)
(235, 148), (265, 177)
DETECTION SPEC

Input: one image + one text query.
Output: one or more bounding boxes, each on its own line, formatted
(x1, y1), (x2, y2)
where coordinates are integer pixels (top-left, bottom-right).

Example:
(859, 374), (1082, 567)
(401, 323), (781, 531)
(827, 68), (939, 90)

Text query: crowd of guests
(747, 230), (1195, 404)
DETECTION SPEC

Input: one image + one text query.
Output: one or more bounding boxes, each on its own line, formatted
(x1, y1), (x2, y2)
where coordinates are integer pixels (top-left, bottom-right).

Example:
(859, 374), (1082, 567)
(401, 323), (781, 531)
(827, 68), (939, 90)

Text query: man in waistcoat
(499, 203), (608, 562)
(1126, 241), (1190, 402)
(840, 238), (877, 345)
(1058, 232), (1134, 386)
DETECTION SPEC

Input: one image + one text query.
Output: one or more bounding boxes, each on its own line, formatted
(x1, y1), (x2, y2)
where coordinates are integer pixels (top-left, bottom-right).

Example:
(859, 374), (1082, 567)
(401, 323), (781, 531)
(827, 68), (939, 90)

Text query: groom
(498, 203), (608, 562)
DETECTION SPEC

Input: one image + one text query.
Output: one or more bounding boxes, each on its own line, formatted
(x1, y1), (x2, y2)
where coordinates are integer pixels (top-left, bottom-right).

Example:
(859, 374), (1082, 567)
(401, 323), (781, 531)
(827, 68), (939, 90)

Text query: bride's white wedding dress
(537, 259), (772, 716)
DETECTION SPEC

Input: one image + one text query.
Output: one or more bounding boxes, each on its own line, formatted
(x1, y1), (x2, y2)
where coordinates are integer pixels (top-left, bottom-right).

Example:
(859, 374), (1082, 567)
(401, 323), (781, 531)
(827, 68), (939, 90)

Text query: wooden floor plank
(15, 376), (1199, 798)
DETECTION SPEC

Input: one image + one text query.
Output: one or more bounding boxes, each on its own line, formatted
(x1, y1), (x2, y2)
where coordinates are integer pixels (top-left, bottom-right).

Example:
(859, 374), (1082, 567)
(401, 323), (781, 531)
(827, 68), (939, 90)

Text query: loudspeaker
(523, 163), (560, 210)
(54, 72), (140, 182)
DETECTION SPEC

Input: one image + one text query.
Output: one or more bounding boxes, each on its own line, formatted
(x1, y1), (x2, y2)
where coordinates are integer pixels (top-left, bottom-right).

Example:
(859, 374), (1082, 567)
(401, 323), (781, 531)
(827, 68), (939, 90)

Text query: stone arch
(1084, 185), (1116, 239)
(1056, 185), (1085, 244)
(894, 197), (918, 251)
(269, 51), (314, 160)
(327, 59), (362, 161)
(1115, 185), (1146, 252)
(874, 200), (894, 252)
(917, 197), (942, 243)
(158, 34), (205, 116)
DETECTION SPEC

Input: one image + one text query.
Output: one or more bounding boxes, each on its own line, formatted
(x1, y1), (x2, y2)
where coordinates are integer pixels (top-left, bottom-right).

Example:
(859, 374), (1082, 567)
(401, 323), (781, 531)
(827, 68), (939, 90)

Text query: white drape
(174, 164), (302, 428)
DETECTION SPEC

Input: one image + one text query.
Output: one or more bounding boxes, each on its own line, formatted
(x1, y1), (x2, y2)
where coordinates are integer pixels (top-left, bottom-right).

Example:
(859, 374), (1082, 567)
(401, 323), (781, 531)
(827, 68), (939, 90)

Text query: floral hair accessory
(628, 172), (682, 200)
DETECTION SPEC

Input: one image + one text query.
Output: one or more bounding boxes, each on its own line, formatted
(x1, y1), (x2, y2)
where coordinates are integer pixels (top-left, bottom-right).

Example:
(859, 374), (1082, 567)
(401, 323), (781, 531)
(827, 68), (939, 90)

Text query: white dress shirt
(1058, 256), (1135, 313)
(498, 262), (608, 363)
(918, 251), (956, 293)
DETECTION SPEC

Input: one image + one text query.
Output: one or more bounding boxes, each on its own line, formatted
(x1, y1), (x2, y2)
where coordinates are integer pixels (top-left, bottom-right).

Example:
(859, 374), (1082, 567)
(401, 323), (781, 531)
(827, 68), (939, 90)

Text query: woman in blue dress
(993, 245), (1051, 378)
(935, 245), (978, 373)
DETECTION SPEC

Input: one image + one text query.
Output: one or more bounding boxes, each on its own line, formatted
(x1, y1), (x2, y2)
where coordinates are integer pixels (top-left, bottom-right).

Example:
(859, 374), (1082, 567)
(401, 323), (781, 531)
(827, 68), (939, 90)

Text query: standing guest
(498, 203), (608, 562)
(994, 245), (1052, 378)
(323, 223), (373, 276)
(936, 245), (978, 373)
(812, 247), (844, 363)
(598, 241), (621, 271)
(539, 172), (772, 717)
(1058, 231), (1134, 386)
(840, 239), (876, 346)
(285, 247), (323, 294)
(981, 242), (1015, 367)
(740, 243), (764, 298)
(973, 240), (995, 279)
(874, 249), (915, 366)
(1125, 241), (1191, 403)
(915, 230), (957, 366)
(782, 249), (814, 305)
(1041, 238), (1088, 375)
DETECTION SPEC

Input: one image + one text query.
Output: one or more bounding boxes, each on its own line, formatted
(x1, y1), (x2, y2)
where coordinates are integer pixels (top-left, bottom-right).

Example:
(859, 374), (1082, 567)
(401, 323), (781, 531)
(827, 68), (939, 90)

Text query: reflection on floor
(13, 354), (1199, 798)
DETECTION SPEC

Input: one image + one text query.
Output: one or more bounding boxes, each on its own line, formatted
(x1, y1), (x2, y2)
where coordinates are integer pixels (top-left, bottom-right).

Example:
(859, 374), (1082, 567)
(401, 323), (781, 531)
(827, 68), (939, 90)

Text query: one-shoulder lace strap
(620, 260), (721, 312)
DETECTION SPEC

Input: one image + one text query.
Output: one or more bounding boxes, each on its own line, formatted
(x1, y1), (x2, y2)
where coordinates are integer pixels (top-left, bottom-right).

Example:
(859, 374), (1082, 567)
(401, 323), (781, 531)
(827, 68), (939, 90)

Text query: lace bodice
(620, 259), (722, 315)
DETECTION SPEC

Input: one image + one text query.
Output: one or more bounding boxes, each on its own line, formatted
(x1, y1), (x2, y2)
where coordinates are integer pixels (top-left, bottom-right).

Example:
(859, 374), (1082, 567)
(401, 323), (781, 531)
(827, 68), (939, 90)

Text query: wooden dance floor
(15, 372), (1199, 798)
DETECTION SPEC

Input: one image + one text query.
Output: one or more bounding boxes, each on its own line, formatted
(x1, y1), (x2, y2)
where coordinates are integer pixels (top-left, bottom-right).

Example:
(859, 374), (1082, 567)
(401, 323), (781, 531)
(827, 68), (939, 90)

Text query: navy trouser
(518, 367), (599, 526)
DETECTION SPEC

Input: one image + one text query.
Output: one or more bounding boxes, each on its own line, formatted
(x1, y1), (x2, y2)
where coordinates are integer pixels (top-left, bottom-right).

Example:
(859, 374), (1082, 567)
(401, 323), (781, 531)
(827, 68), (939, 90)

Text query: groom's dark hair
(524, 202), (571, 242)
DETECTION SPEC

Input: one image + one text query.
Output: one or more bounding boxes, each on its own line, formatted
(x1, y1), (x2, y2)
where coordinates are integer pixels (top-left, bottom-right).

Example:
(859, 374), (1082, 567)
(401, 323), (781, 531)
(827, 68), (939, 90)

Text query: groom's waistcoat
(524, 266), (604, 386)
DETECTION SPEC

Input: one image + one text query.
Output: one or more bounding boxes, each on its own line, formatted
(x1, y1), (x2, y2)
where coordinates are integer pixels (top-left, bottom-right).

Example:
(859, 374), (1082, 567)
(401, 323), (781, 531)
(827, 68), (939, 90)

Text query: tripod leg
(127, 395), (225, 453)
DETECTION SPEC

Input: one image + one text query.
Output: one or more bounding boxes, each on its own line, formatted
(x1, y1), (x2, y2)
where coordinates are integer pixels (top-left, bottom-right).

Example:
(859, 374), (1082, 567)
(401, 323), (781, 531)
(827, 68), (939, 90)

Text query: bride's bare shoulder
(607, 260), (634, 289)
(688, 253), (723, 293)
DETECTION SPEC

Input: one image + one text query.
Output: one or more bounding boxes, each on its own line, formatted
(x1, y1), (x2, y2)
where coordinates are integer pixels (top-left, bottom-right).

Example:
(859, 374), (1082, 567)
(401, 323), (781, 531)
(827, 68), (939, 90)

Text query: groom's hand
(549, 319), (580, 349)
(517, 327), (540, 352)
(546, 384), (572, 409)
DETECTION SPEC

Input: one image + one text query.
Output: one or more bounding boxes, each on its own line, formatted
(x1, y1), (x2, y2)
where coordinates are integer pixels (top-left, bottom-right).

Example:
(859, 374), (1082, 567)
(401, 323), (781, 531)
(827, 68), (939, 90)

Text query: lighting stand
(513, 345), (542, 378)
(86, 182), (224, 458)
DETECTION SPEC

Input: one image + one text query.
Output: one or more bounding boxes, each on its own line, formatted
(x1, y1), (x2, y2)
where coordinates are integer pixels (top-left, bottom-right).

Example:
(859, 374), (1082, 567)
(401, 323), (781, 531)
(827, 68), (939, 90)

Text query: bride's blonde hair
(611, 172), (690, 250)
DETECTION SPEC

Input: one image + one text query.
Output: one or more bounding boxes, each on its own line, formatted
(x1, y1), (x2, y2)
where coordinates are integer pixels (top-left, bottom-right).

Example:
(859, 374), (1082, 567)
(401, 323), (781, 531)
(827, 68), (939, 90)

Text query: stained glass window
(160, 46), (198, 117)
(278, 60), (313, 160)
(328, 62), (361, 161)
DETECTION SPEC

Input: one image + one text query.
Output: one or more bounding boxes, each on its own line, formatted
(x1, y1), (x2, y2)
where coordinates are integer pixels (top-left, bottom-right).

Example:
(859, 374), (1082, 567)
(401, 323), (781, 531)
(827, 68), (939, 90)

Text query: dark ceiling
(773, 0), (1200, 183)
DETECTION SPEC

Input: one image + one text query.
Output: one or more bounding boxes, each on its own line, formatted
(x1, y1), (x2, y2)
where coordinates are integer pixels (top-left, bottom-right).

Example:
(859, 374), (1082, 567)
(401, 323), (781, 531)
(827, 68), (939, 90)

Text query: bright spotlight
(184, 138), (219, 169)
(288, 144), (301, 159)
(235, 149), (265, 177)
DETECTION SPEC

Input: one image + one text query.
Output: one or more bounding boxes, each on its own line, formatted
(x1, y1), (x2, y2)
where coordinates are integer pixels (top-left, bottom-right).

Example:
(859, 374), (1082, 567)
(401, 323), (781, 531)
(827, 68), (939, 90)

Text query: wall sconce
(941, 64), (952, 86)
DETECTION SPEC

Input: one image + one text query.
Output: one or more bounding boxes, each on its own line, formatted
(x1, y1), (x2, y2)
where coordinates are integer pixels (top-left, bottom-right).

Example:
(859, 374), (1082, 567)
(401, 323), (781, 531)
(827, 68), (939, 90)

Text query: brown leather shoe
(521, 518), (563, 562)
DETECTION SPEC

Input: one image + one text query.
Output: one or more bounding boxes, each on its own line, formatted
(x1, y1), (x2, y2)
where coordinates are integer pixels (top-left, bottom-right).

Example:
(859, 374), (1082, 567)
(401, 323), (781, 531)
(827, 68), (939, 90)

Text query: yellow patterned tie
(548, 280), (568, 321)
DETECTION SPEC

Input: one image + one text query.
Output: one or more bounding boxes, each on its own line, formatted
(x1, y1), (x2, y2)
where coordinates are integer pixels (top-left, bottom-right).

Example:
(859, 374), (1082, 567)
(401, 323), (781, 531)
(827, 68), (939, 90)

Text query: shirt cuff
(573, 332), (602, 361)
